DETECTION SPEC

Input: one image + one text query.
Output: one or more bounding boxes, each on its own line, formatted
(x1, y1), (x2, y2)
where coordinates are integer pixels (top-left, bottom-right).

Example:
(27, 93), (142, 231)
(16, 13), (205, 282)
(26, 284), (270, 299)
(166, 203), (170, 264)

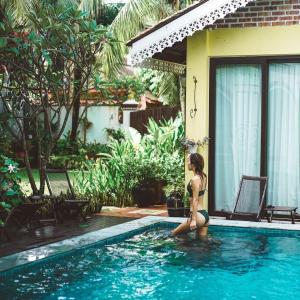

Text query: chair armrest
(28, 195), (58, 205)
(28, 195), (44, 202)
(40, 194), (57, 199)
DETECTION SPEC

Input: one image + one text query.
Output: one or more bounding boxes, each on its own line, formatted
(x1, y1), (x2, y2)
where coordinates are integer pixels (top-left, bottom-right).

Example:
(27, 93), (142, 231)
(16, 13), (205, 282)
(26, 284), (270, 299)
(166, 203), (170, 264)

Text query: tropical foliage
(74, 114), (185, 209)
(93, 75), (146, 102)
(99, 0), (192, 105)
(49, 135), (110, 169)
(0, 0), (190, 203)
(138, 69), (180, 106)
(0, 156), (23, 225)
(1, 0), (192, 106)
(0, 3), (112, 195)
(0, 156), (23, 202)
(0, 122), (14, 159)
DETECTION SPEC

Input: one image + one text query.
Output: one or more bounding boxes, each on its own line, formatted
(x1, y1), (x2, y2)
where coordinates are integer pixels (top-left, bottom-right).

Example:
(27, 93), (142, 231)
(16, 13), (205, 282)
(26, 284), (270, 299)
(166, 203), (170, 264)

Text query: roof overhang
(127, 0), (255, 73)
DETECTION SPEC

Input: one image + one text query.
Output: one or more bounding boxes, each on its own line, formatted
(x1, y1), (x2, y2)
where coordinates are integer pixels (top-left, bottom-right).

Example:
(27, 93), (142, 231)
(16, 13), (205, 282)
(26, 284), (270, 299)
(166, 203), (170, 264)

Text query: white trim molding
(129, 0), (256, 66)
(136, 58), (186, 75)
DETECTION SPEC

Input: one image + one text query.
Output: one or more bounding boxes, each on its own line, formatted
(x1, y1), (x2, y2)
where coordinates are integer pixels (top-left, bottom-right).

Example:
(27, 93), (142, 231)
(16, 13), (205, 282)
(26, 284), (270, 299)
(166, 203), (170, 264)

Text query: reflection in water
(110, 228), (271, 277)
(143, 229), (270, 275)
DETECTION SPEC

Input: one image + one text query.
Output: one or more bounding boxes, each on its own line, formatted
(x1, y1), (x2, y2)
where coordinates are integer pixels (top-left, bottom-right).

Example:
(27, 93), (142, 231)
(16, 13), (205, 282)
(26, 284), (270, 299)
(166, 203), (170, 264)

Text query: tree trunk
(22, 135), (38, 195)
(37, 129), (46, 195)
(38, 154), (48, 195)
(70, 67), (82, 141)
(175, 0), (180, 11)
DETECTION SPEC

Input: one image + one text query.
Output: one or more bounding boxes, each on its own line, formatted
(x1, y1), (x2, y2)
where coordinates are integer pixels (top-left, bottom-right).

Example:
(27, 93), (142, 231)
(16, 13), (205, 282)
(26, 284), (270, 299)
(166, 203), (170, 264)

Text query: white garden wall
(57, 105), (121, 144)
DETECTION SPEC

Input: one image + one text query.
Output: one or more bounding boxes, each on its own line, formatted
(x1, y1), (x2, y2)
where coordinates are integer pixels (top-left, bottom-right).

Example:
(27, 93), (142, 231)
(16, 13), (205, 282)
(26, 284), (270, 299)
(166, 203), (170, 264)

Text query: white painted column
(122, 99), (139, 132)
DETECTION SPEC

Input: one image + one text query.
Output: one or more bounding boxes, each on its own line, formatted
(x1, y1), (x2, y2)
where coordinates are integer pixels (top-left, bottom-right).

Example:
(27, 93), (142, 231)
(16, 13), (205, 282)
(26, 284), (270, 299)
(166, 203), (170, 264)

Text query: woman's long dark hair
(189, 153), (206, 180)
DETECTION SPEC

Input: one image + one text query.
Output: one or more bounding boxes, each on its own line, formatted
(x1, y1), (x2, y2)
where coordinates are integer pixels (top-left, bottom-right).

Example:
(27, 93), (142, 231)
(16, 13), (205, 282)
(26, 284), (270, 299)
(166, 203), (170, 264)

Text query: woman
(172, 153), (209, 237)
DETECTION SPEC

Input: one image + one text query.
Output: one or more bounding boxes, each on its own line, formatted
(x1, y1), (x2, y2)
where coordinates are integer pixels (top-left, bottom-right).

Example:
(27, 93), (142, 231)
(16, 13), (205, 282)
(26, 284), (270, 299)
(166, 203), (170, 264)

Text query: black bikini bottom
(197, 210), (209, 224)
(188, 210), (210, 225)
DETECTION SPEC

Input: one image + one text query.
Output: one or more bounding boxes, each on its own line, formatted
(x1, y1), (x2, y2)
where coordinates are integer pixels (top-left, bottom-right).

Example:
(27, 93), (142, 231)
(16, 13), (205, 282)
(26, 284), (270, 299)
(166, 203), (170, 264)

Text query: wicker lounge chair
(229, 176), (268, 221)
(45, 169), (89, 223)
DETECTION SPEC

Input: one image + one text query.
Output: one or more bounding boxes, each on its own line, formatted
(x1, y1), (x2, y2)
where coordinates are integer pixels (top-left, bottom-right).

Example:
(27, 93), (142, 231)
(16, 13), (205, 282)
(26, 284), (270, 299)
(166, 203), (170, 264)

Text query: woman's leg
(172, 220), (191, 236)
(172, 212), (209, 236)
(197, 226), (208, 237)
(195, 213), (208, 237)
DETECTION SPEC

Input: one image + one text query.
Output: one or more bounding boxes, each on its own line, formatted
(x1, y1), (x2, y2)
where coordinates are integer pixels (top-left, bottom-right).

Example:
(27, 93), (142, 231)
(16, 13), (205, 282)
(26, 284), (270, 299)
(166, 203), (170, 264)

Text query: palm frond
(78, 0), (105, 18)
(158, 72), (179, 106)
(0, 0), (81, 23)
(0, 0), (33, 20)
(100, 0), (173, 79)
(138, 68), (180, 106)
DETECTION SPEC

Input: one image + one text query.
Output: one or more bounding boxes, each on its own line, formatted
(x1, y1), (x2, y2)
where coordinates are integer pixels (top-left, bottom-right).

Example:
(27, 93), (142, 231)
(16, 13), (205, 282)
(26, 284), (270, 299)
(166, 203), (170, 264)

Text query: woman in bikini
(172, 153), (209, 237)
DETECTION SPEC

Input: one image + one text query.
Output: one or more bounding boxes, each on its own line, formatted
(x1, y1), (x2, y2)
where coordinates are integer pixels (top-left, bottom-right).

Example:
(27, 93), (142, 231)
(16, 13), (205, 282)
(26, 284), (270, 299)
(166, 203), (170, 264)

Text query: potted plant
(129, 156), (164, 208)
(164, 161), (189, 217)
(165, 184), (185, 217)
(183, 193), (191, 217)
(132, 182), (157, 208)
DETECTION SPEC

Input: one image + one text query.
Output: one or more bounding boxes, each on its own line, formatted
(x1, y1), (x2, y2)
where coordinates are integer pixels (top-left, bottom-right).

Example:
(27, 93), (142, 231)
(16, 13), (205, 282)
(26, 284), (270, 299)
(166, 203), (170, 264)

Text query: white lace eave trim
(135, 58), (186, 75)
(129, 0), (255, 66)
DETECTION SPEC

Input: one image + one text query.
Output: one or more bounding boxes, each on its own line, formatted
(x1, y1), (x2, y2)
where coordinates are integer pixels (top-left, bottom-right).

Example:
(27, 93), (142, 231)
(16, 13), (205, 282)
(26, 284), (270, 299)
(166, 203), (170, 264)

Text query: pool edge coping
(1, 216), (300, 272)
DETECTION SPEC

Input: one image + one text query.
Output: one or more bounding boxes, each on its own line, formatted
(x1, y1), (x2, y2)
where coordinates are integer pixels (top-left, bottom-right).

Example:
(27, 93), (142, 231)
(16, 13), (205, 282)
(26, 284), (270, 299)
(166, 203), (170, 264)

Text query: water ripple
(1, 228), (300, 300)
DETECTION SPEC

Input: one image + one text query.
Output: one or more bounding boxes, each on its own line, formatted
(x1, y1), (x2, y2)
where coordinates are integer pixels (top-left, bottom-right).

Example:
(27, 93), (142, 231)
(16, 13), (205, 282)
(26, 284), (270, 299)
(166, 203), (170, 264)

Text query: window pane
(215, 64), (262, 211)
(267, 63), (300, 207)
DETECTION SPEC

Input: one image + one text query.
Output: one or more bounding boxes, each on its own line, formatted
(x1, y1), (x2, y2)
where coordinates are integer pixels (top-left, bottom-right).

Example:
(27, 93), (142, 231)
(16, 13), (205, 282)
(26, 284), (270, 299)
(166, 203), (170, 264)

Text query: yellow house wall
(186, 25), (300, 209)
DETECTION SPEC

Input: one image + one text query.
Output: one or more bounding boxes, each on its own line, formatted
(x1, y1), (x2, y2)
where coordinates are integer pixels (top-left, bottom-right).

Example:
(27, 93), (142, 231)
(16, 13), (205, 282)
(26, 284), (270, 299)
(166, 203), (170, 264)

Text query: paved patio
(98, 205), (168, 218)
(0, 205), (168, 258)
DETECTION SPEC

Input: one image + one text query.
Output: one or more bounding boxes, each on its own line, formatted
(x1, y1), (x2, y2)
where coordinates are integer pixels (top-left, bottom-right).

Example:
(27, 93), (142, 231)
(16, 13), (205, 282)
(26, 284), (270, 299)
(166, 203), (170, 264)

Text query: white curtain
(267, 63), (300, 207)
(215, 65), (262, 211)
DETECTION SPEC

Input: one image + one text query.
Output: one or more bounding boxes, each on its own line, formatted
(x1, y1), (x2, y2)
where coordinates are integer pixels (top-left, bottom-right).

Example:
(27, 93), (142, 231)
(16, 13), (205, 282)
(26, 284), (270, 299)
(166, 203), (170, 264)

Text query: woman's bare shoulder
(191, 174), (206, 189)
(191, 176), (201, 184)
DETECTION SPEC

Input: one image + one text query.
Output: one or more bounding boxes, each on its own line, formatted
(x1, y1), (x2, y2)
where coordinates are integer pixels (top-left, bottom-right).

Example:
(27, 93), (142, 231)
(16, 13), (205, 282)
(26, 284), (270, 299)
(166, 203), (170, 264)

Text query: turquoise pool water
(1, 224), (300, 300)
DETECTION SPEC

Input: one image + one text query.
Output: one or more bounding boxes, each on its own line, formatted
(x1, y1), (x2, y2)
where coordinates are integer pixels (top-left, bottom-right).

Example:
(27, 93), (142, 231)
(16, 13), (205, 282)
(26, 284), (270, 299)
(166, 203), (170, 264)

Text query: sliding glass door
(267, 63), (300, 206)
(215, 64), (262, 211)
(211, 59), (300, 214)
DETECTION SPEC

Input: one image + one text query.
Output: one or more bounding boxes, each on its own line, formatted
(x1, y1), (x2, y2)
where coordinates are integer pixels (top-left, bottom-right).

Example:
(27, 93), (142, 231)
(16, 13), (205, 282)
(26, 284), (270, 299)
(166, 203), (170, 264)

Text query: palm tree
(0, 0), (32, 18)
(1, 0), (190, 135)
(100, 0), (192, 79)
(1, 0), (190, 76)
(98, 0), (192, 108)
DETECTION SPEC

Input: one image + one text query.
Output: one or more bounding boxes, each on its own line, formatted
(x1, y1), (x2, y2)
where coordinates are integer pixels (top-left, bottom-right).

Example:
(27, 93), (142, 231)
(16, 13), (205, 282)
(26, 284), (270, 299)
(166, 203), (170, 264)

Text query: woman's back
(188, 174), (207, 209)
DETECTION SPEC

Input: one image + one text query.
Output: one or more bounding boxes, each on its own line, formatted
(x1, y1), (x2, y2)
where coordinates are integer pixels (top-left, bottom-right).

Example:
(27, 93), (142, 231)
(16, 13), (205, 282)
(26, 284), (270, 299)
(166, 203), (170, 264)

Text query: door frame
(208, 56), (300, 216)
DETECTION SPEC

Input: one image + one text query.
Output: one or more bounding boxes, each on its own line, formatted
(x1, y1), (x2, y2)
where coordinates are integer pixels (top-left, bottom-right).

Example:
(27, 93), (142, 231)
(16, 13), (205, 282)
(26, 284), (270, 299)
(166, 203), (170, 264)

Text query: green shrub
(75, 139), (137, 208)
(0, 122), (13, 158)
(73, 113), (185, 208)
(49, 135), (110, 169)
(105, 128), (126, 142)
(0, 156), (24, 225)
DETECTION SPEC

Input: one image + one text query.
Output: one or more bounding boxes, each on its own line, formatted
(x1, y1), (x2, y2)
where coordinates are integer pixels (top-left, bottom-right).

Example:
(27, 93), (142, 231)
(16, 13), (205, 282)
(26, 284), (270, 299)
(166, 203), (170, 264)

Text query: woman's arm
(190, 177), (200, 230)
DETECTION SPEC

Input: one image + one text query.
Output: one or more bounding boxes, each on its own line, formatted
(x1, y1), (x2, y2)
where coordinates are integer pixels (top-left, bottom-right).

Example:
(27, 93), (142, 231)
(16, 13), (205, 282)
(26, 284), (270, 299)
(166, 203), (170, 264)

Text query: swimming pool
(0, 218), (300, 300)
(1, 221), (300, 300)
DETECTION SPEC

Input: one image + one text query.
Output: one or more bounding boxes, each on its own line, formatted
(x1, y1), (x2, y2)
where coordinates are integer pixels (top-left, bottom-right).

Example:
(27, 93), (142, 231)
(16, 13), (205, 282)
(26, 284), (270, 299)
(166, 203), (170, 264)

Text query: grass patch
(19, 168), (79, 195)
(19, 168), (40, 195)
(19, 168), (40, 182)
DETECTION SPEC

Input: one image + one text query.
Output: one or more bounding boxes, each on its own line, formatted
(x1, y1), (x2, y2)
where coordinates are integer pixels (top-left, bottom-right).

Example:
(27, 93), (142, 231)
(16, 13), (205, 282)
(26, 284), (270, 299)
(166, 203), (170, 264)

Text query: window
(209, 57), (300, 215)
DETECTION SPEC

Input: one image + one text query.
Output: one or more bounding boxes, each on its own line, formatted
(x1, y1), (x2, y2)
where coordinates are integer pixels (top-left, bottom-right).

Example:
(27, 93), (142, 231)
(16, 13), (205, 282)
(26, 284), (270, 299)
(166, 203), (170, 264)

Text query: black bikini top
(187, 181), (206, 197)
